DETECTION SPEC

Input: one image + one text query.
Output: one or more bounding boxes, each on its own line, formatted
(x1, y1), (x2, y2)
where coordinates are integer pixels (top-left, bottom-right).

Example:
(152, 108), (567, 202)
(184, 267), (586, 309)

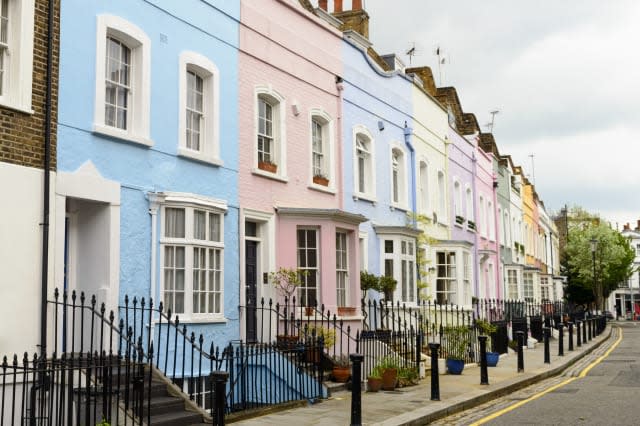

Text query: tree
(565, 212), (635, 311)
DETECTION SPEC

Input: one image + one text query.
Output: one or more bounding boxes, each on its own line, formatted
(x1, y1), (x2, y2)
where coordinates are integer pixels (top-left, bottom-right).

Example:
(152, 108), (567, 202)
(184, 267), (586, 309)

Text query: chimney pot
(636, 219), (640, 229)
(318, 0), (327, 11)
(353, 0), (363, 9)
(624, 223), (630, 230)
(334, 0), (343, 12)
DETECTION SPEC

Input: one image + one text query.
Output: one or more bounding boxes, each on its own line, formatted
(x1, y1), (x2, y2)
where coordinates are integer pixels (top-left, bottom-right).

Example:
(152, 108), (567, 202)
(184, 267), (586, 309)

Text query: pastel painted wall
(57, 0), (240, 343)
(341, 41), (414, 298)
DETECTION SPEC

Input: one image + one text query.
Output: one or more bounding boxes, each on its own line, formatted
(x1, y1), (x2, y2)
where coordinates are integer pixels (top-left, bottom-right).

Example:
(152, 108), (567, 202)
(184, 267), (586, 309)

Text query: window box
(258, 161), (277, 173)
(467, 220), (476, 231)
(337, 306), (356, 317)
(455, 215), (465, 225)
(313, 175), (329, 186)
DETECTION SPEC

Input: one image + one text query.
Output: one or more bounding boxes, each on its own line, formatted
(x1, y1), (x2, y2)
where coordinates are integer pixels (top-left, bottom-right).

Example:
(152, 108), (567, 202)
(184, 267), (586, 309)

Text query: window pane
(209, 213), (220, 242)
(385, 240), (393, 253)
(165, 208), (185, 238)
(194, 210), (206, 240)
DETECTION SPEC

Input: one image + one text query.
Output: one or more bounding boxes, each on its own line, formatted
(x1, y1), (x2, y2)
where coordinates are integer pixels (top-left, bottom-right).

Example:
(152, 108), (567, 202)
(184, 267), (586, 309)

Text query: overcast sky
(325, 0), (640, 228)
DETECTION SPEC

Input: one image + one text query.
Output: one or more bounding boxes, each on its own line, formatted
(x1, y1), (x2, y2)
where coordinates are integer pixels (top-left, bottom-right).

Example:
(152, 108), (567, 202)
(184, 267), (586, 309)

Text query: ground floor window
(436, 251), (456, 305)
(382, 237), (417, 304)
(297, 228), (318, 307)
(523, 272), (534, 302)
(540, 276), (550, 301)
(336, 232), (348, 307)
(507, 269), (519, 300)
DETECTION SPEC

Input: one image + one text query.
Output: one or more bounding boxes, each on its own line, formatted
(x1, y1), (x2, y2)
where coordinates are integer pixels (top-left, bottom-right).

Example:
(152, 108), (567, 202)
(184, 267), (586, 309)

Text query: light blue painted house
(55, 0), (241, 354)
(340, 29), (419, 306)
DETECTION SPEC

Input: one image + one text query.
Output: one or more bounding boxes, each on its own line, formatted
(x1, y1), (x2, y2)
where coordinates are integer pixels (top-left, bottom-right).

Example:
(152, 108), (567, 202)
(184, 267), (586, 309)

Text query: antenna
(529, 154), (536, 185)
(434, 45), (446, 85)
(405, 42), (417, 65)
(486, 110), (500, 133)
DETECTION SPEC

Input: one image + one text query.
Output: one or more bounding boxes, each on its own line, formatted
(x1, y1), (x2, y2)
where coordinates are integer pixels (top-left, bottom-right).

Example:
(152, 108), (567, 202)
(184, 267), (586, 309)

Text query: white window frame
(418, 160), (429, 215)
(309, 109), (335, 191)
(437, 170), (446, 222)
(507, 269), (519, 299)
(297, 228), (319, 307)
(94, 15), (151, 145)
(381, 236), (417, 304)
(353, 125), (376, 202)
(453, 179), (462, 219)
(488, 200), (495, 241)
(463, 251), (471, 306)
(0, 0), (34, 113)
(479, 195), (486, 237)
(390, 144), (407, 209)
(436, 251), (456, 305)
(540, 276), (550, 301)
(178, 51), (221, 165)
(336, 231), (348, 307)
(523, 272), (534, 302)
(159, 193), (227, 322)
(254, 85), (287, 179)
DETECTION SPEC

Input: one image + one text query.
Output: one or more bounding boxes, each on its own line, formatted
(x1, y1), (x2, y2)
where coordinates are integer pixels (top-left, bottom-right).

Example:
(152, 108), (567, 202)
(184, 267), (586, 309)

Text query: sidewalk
(231, 326), (613, 426)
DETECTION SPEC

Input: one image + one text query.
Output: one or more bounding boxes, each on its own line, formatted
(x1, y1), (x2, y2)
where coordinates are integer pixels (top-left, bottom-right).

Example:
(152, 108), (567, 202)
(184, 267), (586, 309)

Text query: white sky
(319, 1), (640, 229)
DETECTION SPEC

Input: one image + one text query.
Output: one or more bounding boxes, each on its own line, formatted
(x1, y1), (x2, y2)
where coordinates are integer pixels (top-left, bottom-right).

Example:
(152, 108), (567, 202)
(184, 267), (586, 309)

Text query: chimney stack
(636, 219), (640, 230)
(318, 0), (327, 11)
(624, 223), (630, 231)
(331, 0), (370, 39)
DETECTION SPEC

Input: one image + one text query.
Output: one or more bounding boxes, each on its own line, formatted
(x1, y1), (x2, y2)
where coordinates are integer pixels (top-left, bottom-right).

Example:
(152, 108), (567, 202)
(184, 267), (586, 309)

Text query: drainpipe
(336, 76), (344, 211)
(40, 0), (55, 358)
(403, 122), (416, 224)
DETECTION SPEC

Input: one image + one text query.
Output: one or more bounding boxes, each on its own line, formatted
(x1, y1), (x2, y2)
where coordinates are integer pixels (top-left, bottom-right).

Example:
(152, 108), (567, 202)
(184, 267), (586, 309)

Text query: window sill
(308, 183), (336, 194)
(252, 168), (289, 183)
(0, 100), (34, 115)
(178, 148), (223, 167)
(353, 193), (377, 205)
(93, 124), (154, 147)
(454, 223), (464, 229)
(390, 203), (409, 212)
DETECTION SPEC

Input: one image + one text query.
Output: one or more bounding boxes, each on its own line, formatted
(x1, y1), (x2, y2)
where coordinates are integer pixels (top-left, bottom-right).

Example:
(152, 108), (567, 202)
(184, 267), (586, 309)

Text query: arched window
(419, 161), (429, 214)
(391, 147), (406, 207)
(353, 126), (375, 199)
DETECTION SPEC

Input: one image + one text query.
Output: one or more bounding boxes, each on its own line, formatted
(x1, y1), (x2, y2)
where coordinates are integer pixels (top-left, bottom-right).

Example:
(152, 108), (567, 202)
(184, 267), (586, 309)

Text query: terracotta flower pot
(258, 161), (277, 173)
(313, 175), (329, 186)
(367, 376), (383, 392)
(332, 366), (350, 383)
(381, 367), (397, 390)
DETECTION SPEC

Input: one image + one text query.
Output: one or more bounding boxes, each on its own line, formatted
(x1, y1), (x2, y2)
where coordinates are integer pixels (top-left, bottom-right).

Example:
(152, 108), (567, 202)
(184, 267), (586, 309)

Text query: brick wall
(0, 0), (59, 170)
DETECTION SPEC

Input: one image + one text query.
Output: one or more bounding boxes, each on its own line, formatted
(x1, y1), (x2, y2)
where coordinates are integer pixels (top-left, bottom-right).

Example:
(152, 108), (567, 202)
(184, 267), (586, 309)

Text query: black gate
(530, 315), (543, 342)
(511, 317), (528, 342)
(491, 320), (509, 354)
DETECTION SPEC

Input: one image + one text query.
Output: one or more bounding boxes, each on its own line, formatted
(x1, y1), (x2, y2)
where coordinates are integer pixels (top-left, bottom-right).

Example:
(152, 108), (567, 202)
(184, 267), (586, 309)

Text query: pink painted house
(238, 0), (366, 343)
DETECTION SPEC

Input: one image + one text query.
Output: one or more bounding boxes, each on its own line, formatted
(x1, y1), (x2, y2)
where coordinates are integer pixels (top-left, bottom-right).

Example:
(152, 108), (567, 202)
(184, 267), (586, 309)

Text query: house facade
(0, 0), (58, 356)
(56, 0), (241, 347)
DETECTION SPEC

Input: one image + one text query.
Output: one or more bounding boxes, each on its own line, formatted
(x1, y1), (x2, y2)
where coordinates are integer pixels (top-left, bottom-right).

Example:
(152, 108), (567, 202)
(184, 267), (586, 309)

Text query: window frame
(297, 228), (319, 307)
(158, 194), (227, 322)
(336, 231), (348, 307)
(94, 14), (151, 146)
(381, 236), (417, 304)
(418, 160), (429, 215)
(436, 251), (457, 305)
(254, 85), (287, 179)
(178, 51), (221, 165)
(309, 109), (335, 190)
(353, 125), (376, 202)
(0, 0), (34, 113)
(437, 170), (446, 222)
(390, 145), (407, 209)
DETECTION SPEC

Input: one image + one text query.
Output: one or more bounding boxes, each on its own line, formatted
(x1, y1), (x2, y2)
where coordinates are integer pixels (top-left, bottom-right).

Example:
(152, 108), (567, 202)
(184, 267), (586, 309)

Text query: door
(245, 241), (258, 343)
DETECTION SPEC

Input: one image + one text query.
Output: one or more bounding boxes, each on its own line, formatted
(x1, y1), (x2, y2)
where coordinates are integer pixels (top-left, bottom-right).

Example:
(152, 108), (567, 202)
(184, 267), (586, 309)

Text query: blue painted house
(339, 11), (419, 305)
(55, 0), (240, 350)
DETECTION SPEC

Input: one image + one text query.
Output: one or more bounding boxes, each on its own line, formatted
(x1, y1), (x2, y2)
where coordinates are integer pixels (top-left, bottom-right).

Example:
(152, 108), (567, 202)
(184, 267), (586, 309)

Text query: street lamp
(590, 238), (598, 314)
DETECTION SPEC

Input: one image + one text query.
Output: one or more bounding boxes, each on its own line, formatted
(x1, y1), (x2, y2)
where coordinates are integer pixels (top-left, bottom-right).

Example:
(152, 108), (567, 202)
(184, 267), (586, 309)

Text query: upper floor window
(488, 201), (495, 240)
(310, 110), (334, 188)
(353, 126), (375, 200)
(255, 86), (286, 177)
(437, 171), (446, 220)
(453, 180), (462, 218)
(391, 147), (406, 207)
(0, 0), (34, 112)
(94, 15), (151, 145)
(160, 196), (227, 320)
(178, 52), (220, 165)
(466, 186), (474, 222)
(419, 161), (429, 214)
(479, 195), (486, 236)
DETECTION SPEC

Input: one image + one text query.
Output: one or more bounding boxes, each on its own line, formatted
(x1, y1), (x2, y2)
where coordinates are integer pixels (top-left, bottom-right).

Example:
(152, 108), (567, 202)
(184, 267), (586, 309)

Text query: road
(432, 322), (640, 426)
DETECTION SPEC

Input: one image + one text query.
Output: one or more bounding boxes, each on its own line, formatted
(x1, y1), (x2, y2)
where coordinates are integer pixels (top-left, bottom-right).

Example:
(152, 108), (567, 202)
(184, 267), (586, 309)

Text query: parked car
(603, 310), (614, 320)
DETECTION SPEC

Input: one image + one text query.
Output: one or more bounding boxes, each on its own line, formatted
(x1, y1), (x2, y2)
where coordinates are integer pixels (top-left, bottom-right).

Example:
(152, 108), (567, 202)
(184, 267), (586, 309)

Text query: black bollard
(211, 371), (229, 426)
(558, 324), (564, 356)
(576, 321), (582, 347)
(429, 343), (440, 401)
(568, 322), (574, 351)
(543, 327), (550, 364)
(583, 316), (587, 343)
(517, 331), (524, 373)
(479, 335), (489, 385)
(350, 354), (364, 426)
(588, 317), (592, 341)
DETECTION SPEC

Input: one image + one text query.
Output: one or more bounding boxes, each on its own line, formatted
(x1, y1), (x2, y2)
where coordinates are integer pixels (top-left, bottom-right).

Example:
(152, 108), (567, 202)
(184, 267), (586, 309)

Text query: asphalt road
(433, 322), (640, 426)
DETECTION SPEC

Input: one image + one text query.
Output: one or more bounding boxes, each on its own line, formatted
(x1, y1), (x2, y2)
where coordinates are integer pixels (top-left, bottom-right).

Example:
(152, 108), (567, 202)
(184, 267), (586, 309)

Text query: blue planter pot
(486, 351), (500, 367)
(446, 358), (465, 375)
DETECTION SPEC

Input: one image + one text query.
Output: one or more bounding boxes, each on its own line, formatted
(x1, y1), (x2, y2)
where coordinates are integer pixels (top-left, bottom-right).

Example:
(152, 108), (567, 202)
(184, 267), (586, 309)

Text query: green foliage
(565, 210), (635, 309)
(443, 325), (471, 360)
(406, 212), (437, 300)
(269, 267), (307, 299)
(96, 418), (110, 426)
(332, 354), (350, 367)
(475, 319), (497, 352)
(397, 366), (419, 387)
(360, 270), (380, 292)
(379, 275), (398, 294)
(300, 324), (336, 348)
(368, 365), (384, 379)
(376, 355), (401, 371)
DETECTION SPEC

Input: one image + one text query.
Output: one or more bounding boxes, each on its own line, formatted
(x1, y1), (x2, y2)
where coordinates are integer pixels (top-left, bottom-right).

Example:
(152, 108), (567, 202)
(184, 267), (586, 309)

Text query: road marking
(470, 326), (623, 426)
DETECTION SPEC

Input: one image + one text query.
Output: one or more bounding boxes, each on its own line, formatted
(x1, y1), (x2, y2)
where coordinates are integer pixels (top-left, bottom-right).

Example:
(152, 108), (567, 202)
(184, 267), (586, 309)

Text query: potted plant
(258, 159), (277, 173)
(300, 324), (335, 363)
(443, 325), (471, 374)
(312, 173), (329, 186)
(476, 319), (499, 367)
(367, 365), (384, 392)
(331, 355), (351, 383)
(379, 275), (397, 303)
(378, 356), (400, 390)
(270, 267), (305, 347)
